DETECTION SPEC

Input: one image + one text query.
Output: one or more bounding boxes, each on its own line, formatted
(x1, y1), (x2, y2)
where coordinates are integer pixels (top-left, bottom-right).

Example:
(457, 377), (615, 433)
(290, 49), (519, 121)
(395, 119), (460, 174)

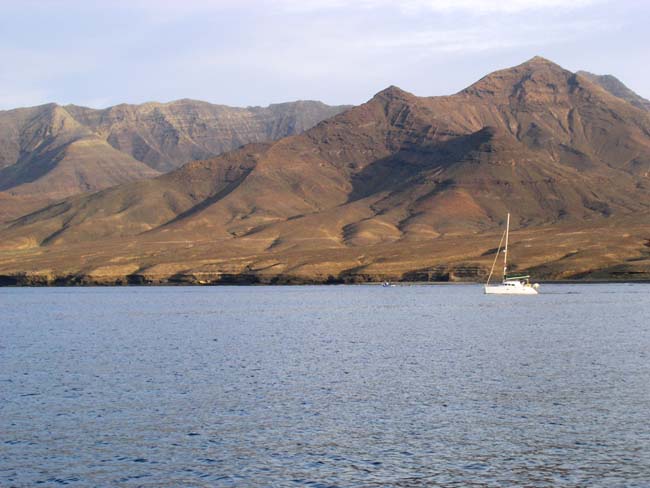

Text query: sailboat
(484, 213), (539, 295)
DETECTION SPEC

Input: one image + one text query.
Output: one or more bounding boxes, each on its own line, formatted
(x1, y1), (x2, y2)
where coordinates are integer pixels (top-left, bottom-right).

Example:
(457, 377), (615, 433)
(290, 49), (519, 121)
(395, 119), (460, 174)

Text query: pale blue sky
(1, 0), (648, 110)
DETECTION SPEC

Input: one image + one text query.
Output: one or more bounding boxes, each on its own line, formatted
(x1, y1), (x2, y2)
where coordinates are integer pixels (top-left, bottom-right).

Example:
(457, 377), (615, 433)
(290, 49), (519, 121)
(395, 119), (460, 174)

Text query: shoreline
(2, 272), (650, 287)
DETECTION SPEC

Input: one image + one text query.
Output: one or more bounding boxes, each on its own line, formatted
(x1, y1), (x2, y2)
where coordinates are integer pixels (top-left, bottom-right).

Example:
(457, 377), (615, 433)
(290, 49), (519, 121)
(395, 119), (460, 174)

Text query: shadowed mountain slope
(2, 57), (650, 283)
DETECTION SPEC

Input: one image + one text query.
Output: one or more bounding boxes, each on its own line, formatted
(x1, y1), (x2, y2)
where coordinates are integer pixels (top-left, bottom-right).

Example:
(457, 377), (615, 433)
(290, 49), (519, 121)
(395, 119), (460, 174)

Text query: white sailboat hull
(484, 282), (538, 295)
(484, 213), (539, 295)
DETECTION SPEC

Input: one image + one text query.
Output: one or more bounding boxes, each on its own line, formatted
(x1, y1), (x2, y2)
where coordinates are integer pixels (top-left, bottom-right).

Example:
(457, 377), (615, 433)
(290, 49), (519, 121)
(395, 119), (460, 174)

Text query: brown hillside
(2, 57), (650, 283)
(64, 99), (350, 172)
(0, 100), (349, 221)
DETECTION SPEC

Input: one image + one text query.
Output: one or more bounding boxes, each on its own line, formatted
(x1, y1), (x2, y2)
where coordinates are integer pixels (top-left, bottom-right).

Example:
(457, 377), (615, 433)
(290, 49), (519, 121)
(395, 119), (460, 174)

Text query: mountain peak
(523, 55), (556, 66)
(379, 85), (408, 95)
(460, 56), (573, 99)
(373, 85), (414, 103)
(514, 56), (567, 74)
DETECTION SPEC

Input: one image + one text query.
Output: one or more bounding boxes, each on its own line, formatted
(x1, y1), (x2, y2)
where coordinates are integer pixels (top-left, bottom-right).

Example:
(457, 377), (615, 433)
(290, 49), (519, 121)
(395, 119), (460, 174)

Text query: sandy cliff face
(1, 57), (650, 283)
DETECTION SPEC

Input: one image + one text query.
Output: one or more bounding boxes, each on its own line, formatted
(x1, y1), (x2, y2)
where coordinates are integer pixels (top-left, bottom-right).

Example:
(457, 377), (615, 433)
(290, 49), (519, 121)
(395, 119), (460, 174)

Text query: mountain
(62, 99), (351, 172)
(1, 56), (650, 285)
(0, 100), (350, 221)
(577, 71), (650, 111)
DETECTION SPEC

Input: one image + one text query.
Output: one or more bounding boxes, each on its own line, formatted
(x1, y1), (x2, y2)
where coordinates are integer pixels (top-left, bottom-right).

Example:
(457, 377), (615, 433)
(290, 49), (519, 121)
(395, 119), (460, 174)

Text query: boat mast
(503, 213), (510, 281)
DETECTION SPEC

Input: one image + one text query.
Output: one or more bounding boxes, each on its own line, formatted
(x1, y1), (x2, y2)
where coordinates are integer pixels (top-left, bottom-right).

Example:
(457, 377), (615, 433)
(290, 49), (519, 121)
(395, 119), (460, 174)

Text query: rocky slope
(577, 71), (650, 112)
(62, 100), (350, 172)
(0, 100), (349, 221)
(1, 57), (650, 284)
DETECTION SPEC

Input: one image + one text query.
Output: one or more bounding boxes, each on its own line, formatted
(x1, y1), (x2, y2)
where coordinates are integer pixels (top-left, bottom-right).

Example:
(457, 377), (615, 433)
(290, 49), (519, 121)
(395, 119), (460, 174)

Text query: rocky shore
(2, 264), (649, 286)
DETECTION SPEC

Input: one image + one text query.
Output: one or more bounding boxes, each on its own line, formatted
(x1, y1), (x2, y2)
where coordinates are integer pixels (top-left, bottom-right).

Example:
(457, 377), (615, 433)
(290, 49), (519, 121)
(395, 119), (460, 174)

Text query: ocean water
(1, 284), (649, 487)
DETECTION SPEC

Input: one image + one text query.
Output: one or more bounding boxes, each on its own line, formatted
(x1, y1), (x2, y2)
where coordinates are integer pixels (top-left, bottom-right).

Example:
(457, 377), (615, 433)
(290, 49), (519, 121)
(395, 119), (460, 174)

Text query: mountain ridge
(576, 70), (650, 112)
(0, 99), (350, 221)
(1, 57), (650, 284)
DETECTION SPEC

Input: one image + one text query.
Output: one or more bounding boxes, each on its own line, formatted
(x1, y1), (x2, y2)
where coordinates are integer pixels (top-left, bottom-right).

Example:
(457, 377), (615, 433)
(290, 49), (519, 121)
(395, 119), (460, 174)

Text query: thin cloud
(355, 19), (616, 53)
(44, 0), (602, 15)
(272, 0), (602, 13)
(0, 0), (645, 109)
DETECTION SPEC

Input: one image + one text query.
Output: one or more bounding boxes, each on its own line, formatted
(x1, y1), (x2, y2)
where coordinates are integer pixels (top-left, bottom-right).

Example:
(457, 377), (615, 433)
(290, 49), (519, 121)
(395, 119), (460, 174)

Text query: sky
(0, 0), (648, 110)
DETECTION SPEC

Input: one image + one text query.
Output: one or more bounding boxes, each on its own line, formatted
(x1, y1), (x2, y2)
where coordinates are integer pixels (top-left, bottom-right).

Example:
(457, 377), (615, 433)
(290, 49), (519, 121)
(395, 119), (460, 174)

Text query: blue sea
(2, 284), (649, 487)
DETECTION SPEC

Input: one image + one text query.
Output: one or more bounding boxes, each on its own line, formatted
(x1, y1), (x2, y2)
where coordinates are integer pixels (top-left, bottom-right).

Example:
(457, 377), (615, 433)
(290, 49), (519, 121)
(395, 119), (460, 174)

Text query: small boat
(484, 213), (539, 295)
(382, 281), (396, 287)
